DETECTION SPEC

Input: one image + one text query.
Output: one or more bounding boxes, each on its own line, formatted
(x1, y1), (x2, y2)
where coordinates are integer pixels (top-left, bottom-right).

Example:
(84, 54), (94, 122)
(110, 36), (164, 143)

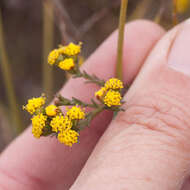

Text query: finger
(0, 20), (164, 190)
(70, 20), (190, 190)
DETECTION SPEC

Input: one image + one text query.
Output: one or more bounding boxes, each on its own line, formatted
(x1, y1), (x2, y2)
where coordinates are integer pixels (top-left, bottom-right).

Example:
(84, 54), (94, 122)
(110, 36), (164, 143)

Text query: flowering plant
(23, 42), (126, 146)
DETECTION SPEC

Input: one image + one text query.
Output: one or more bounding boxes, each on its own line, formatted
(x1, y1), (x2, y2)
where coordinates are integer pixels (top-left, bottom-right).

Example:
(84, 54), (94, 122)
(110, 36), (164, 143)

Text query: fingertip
(84, 19), (165, 85)
(122, 19), (165, 83)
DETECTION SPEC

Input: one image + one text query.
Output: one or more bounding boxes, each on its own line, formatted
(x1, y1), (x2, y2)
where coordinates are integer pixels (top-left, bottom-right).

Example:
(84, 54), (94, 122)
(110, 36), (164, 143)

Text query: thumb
(71, 20), (190, 190)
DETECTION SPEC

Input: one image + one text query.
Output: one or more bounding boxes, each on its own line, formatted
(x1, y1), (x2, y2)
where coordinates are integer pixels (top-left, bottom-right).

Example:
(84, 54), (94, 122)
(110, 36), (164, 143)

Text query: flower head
(45, 105), (58, 117)
(23, 95), (46, 114)
(103, 90), (122, 107)
(95, 87), (107, 99)
(60, 42), (82, 56)
(31, 113), (47, 138)
(50, 115), (72, 132)
(48, 49), (60, 65)
(104, 78), (124, 90)
(58, 130), (79, 146)
(58, 58), (75, 71)
(66, 106), (85, 120)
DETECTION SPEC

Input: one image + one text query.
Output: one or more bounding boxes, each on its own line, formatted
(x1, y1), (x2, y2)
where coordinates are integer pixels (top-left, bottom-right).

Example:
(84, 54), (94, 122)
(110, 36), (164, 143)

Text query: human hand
(1, 19), (190, 190)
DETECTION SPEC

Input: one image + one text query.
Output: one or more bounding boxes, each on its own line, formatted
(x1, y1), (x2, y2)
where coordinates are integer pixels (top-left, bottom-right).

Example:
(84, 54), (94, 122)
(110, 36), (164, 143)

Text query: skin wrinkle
(125, 104), (189, 133)
(112, 91), (190, 156)
(0, 167), (29, 187)
(77, 129), (188, 190)
(155, 90), (190, 128)
(91, 129), (189, 189)
(123, 90), (190, 131)
(106, 123), (190, 163)
(115, 115), (176, 139)
(96, 126), (181, 165)
(126, 108), (190, 146)
(0, 166), (53, 190)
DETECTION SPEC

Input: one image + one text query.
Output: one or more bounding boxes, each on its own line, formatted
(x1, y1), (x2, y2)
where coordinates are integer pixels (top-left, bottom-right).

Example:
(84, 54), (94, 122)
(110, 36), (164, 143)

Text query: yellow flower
(66, 106), (85, 120)
(176, 0), (189, 13)
(50, 115), (72, 132)
(103, 90), (122, 107)
(48, 49), (60, 65)
(60, 42), (82, 56)
(31, 113), (47, 138)
(58, 58), (75, 71)
(23, 95), (46, 114)
(45, 105), (58, 117)
(104, 78), (124, 90)
(58, 130), (79, 146)
(95, 87), (107, 99)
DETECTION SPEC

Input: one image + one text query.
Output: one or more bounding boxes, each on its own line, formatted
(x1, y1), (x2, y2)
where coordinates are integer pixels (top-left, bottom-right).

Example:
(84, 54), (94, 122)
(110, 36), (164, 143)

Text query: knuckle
(116, 90), (190, 143)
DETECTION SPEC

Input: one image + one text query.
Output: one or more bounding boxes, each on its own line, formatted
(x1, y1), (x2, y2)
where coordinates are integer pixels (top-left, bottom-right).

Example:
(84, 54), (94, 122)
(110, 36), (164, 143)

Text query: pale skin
(2, 19), (190, 189)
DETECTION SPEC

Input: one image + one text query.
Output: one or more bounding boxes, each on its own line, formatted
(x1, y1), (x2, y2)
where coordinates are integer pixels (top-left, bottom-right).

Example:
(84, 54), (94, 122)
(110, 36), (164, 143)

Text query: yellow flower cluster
(104, 78), (124, 90)
(48, 49), (60, 65)
(60, 42), (82, 56)
(176, 0), (189, 13)
(58, 130), (79, 147)
(45, 105), (57, 117)
(103, 90), (122, 107)
(66, 106), (85, 120)
(48, 42), (82, 71)
(95, 87), (107, 99)
(24, 95), (58, 139)
(50, 106), (84, 146)
(23, 93), (84, 146)
(50, 115), (72, 132)
(58, 58), (75, 71)
(23, 95), (45, 114)
(95, 78), (123, 107)
(31, 113), (47, 138)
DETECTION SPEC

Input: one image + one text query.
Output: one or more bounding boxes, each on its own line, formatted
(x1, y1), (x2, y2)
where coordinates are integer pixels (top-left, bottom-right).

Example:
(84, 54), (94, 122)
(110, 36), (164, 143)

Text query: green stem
(0, 10), (23, 134)
(42, 0), (54, 102)
(74, 70), (105, 86)
(90, 105), (105, 119)
(55, 96), (97, 108)
(116, 0), (128, 81)
(78, 105), (105, 131)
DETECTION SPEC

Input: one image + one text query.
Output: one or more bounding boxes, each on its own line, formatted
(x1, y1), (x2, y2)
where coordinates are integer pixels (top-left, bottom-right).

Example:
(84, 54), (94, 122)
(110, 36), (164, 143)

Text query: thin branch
(77, 8), (108, 39)
(0, 10), (23, 134)
(42, 0), (54, 102)
(116, 0), (128, 80)
(46, 0), (119, 42)
(77, 1), (120, 39)
(43, 0), (77, 43)
(53, 0), (77, 43)
(154, 2), (165, 24)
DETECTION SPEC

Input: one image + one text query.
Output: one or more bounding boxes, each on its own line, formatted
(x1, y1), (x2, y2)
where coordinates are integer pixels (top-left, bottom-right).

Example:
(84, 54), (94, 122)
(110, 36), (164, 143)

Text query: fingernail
(168, 19), (190, 75)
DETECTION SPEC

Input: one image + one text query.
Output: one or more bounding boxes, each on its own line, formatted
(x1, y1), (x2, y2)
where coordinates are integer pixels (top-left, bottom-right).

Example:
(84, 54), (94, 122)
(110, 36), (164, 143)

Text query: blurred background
(0, 0), (189, 152)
